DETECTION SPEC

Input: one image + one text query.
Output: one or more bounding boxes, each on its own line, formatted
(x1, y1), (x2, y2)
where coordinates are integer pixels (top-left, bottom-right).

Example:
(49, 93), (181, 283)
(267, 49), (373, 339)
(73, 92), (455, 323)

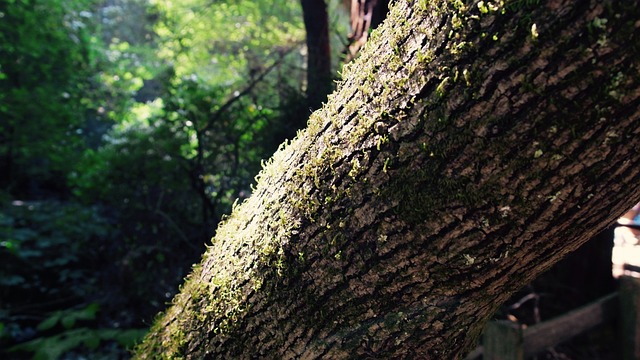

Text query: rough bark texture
(301, 0), (333, 110)
(135, 0), (640, 358)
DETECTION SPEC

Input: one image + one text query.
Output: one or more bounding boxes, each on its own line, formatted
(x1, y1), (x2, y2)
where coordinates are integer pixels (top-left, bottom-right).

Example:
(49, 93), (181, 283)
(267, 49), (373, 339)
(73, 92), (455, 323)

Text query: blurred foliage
(0, 199), (142, 358)
(0, 201), (107, 302)
(0, 0), (350, 358)
(10, 327), (146, 360)
(0, 0), (103, 195)
(150, 0), (306, 87)
(7, 303), (146, 360)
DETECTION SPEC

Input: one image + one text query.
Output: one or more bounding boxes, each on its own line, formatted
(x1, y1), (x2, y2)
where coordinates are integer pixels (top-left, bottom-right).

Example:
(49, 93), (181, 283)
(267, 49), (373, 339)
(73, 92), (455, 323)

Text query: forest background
(0, 0), (360, 357)
(0, 0), (620, 359)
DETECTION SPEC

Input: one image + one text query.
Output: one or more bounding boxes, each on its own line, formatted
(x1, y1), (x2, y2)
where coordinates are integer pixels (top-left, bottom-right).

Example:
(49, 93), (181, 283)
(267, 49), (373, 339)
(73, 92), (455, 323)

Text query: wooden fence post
(619, 275), (640, 360)
(483, 320), (524, 360)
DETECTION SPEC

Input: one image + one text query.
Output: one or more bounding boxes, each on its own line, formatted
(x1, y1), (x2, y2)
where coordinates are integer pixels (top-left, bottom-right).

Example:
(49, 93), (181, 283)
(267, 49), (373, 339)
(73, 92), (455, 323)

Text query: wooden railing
(466, 275), (640, 360)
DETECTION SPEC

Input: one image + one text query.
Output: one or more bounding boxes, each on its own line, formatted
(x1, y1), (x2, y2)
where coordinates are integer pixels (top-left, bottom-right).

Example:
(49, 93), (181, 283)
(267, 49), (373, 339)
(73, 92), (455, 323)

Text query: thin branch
(202, 45), (300, 133)
(153, 208), (199, 251)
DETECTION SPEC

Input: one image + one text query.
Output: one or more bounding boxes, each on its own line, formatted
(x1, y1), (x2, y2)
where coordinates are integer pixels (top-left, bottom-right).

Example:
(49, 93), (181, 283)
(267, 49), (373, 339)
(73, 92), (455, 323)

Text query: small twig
(509, 292), (539, 310)
(202, 45), (300, 133)
(153, 208), (199, 251)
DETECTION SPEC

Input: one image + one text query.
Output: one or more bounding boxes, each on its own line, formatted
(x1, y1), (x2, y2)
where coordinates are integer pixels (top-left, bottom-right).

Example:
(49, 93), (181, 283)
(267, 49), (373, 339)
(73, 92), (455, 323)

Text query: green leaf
(113, 328), (148, 347)
(10, 327), (149, 359)
(60, 316), (76, 330)
(74, 303), (99, 321)
(83, 333), (101, 349)
(37, 312), (61, 331)
(0, 240), (18, 254)
(11, 328), (95, 359)
(61, 303), (99, 329)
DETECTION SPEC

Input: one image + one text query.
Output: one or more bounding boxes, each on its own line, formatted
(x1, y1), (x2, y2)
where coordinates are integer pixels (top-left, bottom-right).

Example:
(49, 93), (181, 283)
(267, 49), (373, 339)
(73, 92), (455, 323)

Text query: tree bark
(300, 0), (333, 111)
(134, 0), (640, 358)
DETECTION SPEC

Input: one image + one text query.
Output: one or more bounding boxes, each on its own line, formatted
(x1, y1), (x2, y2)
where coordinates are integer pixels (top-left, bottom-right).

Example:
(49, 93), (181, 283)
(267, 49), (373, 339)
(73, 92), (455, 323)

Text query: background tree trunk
(345, 0), (389, 61)
(134, 0), (640, 358)
(300, 0), (333, 111)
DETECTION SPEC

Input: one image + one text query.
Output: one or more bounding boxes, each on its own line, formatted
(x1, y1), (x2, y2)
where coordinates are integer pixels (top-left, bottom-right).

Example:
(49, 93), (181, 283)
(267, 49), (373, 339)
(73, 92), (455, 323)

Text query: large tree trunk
(134, 0), (640, 358)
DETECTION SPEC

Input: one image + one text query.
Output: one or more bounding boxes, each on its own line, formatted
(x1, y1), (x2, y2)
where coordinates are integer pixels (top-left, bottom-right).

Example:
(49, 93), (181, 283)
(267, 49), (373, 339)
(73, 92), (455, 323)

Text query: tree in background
(134, 0), (640, 358)
(300, 0), (391, 110)
(344, 0), (389, 61)
(300, 0), (333, 111)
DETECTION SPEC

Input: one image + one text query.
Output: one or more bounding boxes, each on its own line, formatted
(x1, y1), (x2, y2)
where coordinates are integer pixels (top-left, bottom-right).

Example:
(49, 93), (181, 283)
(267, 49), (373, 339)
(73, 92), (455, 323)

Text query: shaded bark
(301, 0), (333, 111)
(135, 0), (640, 358)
